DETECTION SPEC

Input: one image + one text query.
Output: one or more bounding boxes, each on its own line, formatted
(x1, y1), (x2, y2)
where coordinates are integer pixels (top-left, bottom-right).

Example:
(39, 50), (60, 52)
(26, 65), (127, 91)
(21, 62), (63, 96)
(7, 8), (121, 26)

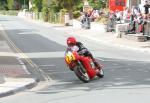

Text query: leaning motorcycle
(65, 49), (104, 83)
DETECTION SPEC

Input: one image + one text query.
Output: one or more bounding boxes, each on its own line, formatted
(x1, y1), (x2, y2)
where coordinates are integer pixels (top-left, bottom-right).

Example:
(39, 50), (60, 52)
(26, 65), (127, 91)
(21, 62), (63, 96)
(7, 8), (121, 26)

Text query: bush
(60, 9), (68, 15)
(95, 16), (108, 24)
(73, 11), (81, 19)
(0, 10), (18, 16)
(42, 7), (49, 22)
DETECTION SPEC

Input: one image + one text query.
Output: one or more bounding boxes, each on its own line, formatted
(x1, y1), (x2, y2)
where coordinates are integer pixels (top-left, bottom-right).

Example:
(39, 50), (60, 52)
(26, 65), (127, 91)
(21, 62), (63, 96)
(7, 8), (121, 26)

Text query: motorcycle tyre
(74, 66), (90, 83)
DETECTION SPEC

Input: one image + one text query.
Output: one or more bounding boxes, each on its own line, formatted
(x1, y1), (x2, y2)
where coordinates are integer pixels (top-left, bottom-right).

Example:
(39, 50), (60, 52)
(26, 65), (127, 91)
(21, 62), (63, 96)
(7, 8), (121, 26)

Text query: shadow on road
(36, 57), (150, 94)
(1, 24), (150, 94)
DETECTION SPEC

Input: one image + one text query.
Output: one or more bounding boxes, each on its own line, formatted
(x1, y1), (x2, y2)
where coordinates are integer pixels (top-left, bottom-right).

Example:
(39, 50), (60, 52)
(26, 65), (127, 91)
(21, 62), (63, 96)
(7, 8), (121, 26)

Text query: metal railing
(25, 12), (64, 24)
(0, 10), (18, 16)
(0, 10), (65, 24)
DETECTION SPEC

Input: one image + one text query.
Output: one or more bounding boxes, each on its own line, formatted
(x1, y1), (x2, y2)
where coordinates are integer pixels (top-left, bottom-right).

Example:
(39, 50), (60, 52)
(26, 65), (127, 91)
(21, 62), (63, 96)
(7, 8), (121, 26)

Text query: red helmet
(67, 36), (77, 46)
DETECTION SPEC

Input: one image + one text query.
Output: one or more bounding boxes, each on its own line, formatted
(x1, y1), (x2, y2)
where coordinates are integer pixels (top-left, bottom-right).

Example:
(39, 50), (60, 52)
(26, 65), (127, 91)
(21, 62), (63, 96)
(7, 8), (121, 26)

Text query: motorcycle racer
(66, 36), (102, 72)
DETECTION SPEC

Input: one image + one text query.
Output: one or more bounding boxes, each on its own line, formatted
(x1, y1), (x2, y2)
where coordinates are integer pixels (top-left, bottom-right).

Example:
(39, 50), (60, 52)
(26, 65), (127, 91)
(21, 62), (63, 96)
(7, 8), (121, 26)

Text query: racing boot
(93, 59), (102, 70)
(93, 59), (104, 77)
(94, 63), (104, 78)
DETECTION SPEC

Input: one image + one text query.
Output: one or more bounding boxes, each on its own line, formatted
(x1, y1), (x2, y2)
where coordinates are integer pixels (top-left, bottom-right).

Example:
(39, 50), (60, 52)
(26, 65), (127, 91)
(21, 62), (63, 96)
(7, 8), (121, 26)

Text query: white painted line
(17, 51), (65, 58)
(0, 52), (17, 57)
(95, 57), (105, 61)
(22, 65), (30, 74)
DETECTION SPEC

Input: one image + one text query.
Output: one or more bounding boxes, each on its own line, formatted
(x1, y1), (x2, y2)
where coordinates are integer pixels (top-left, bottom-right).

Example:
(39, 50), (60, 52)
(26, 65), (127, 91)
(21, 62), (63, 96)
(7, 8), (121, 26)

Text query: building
(126, 0), (140, 7)
(127, 0), (150, 8)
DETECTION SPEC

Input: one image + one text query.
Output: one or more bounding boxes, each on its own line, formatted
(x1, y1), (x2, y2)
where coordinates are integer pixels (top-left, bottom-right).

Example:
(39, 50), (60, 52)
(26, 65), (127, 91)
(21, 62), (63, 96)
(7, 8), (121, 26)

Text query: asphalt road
(1, 16), (150, 103)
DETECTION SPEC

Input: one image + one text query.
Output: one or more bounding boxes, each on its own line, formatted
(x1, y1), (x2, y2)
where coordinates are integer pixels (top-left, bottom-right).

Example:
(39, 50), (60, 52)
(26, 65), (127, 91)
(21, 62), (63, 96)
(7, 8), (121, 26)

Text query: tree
(6, 0), (25, 10)
(49, 1), (62, 13)
(19, 0), (29, 9)
(14, 0), (21, 10)
(88, 0), (106, 9)
(51, 0), (82, 18)
(31, 0), (42, 12)
(53, 0), (81, 11)
(7, 0), (15, 10)
(0, 0), (8, 10)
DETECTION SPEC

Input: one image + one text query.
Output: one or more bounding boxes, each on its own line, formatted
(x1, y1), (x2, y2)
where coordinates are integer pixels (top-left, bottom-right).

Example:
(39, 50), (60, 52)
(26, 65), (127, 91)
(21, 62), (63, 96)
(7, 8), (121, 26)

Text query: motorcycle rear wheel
(74, 65), (90, 83)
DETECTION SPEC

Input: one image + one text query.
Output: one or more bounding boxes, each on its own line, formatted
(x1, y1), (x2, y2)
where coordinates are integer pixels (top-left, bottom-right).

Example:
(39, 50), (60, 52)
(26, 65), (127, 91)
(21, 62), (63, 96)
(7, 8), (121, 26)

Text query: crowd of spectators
(80, 8), (105, 29)
(108, 0), (150, 34)
(81, 8), (105, 22)
(80, 0), (150, 34)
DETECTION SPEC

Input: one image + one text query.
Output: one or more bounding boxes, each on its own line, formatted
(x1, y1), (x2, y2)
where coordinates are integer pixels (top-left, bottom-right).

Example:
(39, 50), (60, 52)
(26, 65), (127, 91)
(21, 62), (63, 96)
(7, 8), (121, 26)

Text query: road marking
(0, 52), (17, 56)
(0, 24), (52, 82)
(38, 64), (55, 67)
(18, 31), (37, 35)
(46, 71), (71, 74)
(17, 52), (65, 58)
(0, 24), (36, 67)
(15, 52), (150, 62)
(95, 57), (105, 61)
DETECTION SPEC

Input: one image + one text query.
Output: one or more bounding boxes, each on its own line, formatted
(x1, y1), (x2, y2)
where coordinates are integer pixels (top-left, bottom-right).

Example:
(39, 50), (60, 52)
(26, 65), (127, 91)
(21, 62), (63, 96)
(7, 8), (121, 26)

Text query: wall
(73, 19), (106, 32)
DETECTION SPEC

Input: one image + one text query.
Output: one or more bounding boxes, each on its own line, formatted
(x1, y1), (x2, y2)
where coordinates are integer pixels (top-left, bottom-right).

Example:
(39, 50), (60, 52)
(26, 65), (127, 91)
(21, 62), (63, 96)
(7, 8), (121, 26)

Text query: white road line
(0, 52), (17, 57)
(17, 52), (65, 58)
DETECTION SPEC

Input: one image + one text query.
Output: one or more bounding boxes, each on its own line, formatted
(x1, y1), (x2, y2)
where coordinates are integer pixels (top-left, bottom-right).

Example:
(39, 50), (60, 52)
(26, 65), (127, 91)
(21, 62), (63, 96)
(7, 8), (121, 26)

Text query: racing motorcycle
(65, 49), (104, 83)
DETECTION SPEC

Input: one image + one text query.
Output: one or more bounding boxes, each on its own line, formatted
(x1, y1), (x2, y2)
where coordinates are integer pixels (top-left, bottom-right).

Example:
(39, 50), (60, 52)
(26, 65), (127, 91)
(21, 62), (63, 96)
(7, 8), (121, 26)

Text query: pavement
(0, 16), (150, 98)
(29, 18), (150, 53)
(64, 27), (150, 53)
(0, 23), (38, 98)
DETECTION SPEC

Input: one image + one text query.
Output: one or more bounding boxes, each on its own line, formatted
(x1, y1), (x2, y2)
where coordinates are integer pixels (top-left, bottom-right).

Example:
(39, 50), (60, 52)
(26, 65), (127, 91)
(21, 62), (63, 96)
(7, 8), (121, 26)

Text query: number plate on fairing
(65, 51), (75, 64)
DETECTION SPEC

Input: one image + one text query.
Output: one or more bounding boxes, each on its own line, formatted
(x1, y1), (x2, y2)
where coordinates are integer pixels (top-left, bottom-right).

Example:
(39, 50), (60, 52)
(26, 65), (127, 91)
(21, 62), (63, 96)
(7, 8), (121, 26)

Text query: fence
(25, 12), (65, 24)
(0, 10), (18, 16)
(0, 10), (65, 24)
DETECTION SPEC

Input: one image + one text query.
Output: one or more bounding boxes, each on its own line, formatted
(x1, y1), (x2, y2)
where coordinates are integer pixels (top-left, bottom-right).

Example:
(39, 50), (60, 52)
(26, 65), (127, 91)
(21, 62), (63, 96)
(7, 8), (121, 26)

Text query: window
(116, 0), (125, 6)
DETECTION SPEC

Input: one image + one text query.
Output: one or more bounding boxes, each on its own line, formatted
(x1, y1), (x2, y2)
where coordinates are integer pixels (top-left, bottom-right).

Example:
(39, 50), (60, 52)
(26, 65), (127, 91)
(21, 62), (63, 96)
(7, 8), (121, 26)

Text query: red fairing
(72, 51), (80, 60)
(71, 51), (97, 79)
(65, 51), (98, 79)
(79, 56), (97, 79)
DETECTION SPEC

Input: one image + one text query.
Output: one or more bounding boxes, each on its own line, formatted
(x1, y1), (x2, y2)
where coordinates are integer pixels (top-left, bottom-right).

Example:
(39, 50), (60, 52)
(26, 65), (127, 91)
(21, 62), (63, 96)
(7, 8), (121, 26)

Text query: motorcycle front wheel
(74, 65), (90, 83)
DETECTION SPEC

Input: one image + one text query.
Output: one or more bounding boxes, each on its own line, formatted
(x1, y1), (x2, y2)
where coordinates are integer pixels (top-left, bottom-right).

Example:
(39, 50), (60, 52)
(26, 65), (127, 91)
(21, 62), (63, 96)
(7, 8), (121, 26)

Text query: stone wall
(121, 34), (147, 42)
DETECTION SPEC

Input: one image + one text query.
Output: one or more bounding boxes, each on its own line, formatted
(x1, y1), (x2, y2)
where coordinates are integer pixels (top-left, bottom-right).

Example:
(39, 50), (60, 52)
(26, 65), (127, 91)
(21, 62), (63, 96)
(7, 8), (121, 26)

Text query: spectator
(142, 14), (148, 35)
(143, 0), (150, 15)
(90, 10), (100, 21)
(81, 12), (88, 24)
(115, 10), (122, 21)
(87, 9), (93, 17)
(81, 12), (91, 29)
(127, 11), (136, 33)
(135, 13), (143, 33)
(123, 7), (131, 23)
